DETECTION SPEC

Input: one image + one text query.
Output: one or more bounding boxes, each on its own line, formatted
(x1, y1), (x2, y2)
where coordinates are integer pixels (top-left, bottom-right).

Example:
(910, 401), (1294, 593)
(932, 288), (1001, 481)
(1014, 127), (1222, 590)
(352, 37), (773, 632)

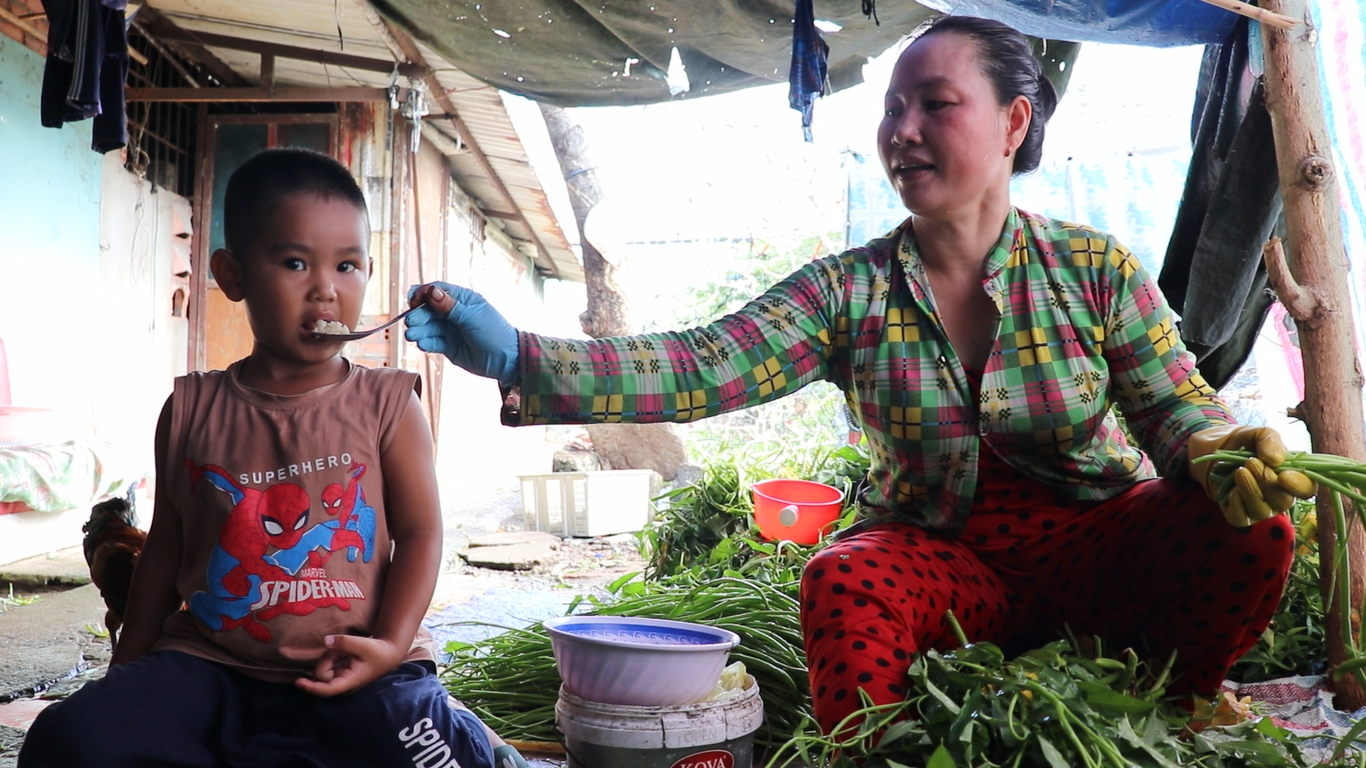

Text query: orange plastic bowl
(751, 479), (845, 545)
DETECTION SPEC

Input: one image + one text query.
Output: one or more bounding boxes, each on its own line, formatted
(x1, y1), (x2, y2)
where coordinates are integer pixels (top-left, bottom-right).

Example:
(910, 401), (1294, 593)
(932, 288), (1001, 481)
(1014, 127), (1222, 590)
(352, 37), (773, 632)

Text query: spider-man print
(185, 461), (367, 642)
(320, 464), (376, 563)
(267, 464), (372, 572)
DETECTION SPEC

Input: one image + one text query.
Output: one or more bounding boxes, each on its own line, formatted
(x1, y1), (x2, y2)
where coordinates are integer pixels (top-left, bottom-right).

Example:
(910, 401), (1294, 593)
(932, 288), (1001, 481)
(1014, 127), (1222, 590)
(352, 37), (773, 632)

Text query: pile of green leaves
(645, 461), (756, 579)
(643, 443), (867, 580)
(766, 623), (1335, 768)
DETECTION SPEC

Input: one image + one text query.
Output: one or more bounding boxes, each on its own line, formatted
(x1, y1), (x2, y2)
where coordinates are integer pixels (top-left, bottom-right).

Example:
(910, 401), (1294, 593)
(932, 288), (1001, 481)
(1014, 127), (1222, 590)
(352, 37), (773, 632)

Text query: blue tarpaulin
(917, 0), (1239, 46)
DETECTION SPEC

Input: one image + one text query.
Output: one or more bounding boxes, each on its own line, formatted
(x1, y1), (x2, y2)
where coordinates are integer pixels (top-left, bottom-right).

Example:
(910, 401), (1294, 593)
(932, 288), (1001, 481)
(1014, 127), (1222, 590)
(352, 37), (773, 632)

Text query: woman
(405, 16), (1306, 734)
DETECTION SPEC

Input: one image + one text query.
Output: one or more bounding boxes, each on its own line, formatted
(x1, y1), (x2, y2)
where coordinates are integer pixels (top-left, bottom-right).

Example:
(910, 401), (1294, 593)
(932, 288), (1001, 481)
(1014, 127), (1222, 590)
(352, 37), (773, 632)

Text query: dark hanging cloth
(788, 0), (828, 143)
(39, 0), (129, 153)
(1157, 19), (1282, 389)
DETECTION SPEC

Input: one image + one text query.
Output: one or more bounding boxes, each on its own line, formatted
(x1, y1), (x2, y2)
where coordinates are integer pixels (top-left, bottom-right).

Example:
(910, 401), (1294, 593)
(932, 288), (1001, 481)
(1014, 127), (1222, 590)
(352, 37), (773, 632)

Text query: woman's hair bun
(1035, 70), (1059, 124)
(916, 16), (1057, 175)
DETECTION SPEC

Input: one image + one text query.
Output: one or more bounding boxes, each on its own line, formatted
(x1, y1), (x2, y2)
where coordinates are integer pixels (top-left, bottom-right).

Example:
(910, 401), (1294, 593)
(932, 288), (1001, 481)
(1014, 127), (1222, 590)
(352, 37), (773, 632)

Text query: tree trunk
(539, 104), (632, 338)
(1259, 0), (1366, 709)
(538, 105), (686, 481)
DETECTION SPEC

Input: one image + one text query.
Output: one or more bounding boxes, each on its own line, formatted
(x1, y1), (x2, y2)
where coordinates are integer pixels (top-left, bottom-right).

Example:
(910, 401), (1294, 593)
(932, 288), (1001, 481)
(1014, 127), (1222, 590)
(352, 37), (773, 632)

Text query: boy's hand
(294, 634), (405, 698)
(405, 282), (520, 386)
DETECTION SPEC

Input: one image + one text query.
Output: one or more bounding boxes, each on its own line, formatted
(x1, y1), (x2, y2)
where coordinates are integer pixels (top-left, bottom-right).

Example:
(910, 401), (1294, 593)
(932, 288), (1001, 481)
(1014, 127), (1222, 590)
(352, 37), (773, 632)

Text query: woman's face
(877, 32), (1027, 219)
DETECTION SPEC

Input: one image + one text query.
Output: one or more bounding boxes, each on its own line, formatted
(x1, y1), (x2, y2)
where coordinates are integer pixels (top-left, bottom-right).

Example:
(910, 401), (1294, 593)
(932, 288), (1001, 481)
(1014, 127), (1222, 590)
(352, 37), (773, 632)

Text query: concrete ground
(0, 423), (649, 767)
(0, 551), (108, 705)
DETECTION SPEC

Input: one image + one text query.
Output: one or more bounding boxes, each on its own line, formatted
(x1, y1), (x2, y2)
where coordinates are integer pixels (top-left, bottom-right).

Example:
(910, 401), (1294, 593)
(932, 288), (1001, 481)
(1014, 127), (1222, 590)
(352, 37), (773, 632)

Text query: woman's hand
(294, 634), (405, 698)
(404, 282), (520, 385)
(1188, 424), (1313, 526)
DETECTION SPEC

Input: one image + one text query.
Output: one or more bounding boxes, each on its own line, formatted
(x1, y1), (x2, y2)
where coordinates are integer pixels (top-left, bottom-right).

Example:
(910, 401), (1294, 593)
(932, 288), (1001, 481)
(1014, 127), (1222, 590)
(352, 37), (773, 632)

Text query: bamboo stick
(1196, 0), (1299, 29)
(1259, 0), (1366, 710)
(504, 739), (566, 755)
(0, 4), (45, 42)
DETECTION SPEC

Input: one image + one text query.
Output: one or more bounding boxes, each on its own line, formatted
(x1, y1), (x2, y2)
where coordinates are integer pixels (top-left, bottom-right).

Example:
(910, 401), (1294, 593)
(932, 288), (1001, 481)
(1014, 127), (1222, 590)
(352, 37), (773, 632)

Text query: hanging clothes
(788, 0), (828, 143)
(39, 0), (129, 153)
(1157, 19), (1282, 388)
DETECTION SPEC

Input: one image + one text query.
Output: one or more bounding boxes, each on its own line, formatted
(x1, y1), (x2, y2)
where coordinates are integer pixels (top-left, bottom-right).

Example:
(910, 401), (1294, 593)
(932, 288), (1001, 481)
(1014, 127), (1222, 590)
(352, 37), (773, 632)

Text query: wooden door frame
(187, 112), (340, 371)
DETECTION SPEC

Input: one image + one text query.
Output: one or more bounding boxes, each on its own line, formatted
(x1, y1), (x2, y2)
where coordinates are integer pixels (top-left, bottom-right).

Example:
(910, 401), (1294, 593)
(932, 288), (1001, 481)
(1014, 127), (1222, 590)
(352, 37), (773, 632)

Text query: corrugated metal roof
(147, 0), (583, 281)
(418, 45), (584, 282)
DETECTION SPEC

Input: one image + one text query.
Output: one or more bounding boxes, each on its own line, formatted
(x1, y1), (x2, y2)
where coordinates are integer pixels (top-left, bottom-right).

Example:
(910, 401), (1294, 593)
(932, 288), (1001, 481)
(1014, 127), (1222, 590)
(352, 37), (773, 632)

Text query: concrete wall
(0, 36), (183, 465)
(95, 152), (191, 461)
(0, 36), (189, 565)
(0, 35), (104, 441)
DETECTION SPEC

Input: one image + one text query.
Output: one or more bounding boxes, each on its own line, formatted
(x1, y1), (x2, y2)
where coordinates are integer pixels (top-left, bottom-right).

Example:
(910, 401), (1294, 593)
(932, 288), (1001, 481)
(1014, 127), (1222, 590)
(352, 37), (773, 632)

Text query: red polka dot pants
(798, 476), (1294, 733)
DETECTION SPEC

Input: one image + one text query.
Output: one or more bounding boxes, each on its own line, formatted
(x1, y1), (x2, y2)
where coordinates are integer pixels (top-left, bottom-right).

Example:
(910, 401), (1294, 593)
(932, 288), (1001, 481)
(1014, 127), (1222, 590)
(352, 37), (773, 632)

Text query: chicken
(82, 489), (147, 652)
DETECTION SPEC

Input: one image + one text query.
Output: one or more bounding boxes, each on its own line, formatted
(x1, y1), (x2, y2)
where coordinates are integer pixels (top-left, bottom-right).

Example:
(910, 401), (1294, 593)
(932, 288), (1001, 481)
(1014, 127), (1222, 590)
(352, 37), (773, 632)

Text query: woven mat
(1223, 675), (1366, 762)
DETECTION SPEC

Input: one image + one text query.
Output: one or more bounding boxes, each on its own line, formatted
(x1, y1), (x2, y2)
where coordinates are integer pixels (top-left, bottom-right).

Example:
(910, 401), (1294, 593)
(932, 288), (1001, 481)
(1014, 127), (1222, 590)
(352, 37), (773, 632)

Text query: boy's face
(212, 192), (370, 366)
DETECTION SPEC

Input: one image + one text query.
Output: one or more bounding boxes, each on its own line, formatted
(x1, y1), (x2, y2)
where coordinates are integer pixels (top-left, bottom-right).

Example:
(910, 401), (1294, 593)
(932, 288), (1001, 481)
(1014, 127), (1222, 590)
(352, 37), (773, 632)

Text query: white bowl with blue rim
(543, 615), (741, 706)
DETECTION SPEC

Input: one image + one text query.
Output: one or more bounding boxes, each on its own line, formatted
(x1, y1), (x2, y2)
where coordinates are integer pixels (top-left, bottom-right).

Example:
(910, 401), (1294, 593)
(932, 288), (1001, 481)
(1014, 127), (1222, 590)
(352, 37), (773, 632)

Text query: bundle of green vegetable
(441, 574), (811, 748)
(645, 461), (757, 579)
(764, 616), (1327, 768)
(442, 625), (561, 741)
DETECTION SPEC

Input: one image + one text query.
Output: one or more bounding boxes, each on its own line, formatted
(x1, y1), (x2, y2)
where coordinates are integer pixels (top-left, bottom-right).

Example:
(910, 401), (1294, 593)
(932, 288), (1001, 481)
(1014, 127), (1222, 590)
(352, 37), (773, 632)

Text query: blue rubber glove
(405, 282), (520, 386)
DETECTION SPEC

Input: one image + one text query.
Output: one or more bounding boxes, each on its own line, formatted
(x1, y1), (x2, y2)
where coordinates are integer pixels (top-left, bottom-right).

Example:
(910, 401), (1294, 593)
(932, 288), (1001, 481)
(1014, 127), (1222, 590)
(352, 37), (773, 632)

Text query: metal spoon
(310, 305), (418, 342)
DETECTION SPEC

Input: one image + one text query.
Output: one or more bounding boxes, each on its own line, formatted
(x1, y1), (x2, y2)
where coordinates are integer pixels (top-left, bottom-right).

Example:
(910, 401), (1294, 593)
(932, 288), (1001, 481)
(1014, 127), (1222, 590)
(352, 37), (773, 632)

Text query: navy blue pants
(18, 650), (493, 768)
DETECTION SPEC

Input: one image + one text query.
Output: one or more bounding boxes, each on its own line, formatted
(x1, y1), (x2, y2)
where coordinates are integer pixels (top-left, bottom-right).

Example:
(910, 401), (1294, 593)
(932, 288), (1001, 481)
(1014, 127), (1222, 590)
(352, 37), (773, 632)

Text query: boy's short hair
(223, 147), (369, 255)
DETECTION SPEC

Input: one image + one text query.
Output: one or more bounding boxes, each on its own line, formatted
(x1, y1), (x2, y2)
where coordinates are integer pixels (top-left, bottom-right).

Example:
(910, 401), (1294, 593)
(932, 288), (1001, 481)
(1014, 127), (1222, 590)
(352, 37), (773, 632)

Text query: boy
(20, 148), (524, 768)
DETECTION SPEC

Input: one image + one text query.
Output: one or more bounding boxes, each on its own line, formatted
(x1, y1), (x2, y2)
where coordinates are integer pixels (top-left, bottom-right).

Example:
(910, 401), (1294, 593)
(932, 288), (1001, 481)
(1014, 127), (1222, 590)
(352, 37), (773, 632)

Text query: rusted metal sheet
(127, 86), (389, 101)
(150, 28), (429, 77)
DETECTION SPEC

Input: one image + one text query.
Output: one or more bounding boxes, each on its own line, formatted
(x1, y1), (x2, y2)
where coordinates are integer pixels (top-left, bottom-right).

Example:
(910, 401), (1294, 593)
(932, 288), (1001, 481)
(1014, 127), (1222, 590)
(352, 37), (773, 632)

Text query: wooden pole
(1194, 0), (1298, 29)
(1259, 0), (1366, 709)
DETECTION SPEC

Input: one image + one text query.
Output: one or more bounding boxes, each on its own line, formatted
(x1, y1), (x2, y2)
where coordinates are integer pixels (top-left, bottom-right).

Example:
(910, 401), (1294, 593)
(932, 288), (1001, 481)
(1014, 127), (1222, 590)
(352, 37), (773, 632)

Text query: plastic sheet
(917, 0), (1238, 46)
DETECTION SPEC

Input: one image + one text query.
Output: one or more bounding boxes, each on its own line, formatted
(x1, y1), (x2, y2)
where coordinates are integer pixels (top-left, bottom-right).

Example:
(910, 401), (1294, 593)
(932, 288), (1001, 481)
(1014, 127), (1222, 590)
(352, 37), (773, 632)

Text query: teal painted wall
(0, 34), (104, 430)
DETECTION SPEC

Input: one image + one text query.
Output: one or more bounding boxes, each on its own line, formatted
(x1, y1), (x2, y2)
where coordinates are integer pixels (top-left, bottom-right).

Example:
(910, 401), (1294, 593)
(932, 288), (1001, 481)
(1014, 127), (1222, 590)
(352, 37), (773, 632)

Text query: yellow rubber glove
(1187, 424), (1313, 527)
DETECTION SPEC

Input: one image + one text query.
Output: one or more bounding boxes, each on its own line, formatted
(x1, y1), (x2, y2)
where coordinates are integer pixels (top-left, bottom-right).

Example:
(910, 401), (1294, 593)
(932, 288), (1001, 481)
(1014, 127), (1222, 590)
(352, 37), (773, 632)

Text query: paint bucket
(556, 680), (764, 768)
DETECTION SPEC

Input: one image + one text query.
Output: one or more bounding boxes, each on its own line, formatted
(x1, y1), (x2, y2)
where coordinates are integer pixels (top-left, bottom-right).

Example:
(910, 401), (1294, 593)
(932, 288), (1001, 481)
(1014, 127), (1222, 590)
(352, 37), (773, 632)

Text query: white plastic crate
(519, 469), (655, 537)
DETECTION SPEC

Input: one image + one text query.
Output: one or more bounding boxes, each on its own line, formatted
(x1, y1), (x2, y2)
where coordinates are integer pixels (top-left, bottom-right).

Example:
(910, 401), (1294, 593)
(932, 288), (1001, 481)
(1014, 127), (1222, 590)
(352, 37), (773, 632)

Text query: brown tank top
(153, 359), (438, 681)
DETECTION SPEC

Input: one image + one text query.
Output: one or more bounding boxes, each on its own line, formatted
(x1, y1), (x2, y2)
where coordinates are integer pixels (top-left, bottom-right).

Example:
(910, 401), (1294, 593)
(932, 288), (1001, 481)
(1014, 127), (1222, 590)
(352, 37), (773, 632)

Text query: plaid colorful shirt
(510, 208), (1233, 534)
